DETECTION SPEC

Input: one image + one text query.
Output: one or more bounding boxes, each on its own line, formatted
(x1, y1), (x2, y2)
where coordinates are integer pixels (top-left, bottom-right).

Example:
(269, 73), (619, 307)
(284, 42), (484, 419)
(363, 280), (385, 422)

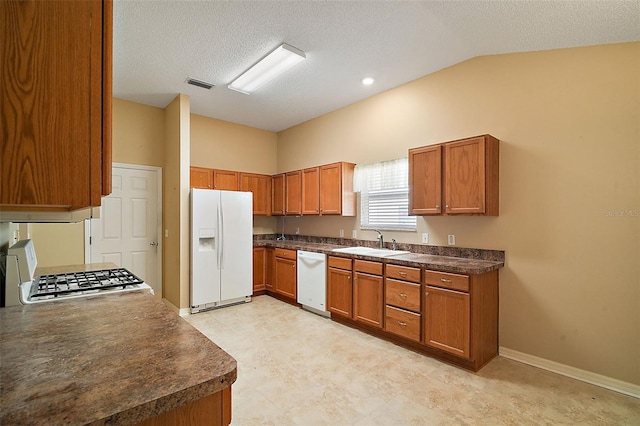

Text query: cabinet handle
(292, 264), (295, 268)
(445, 204), (449, 208)
(398, 292), (407, 298)
(425, 291), (429, 296)
(440, 278), (452, 283)
(347, 275), (351, 279)
(435, 204), (440, 208)
(397, 271), (407, 276)
(397, 321), (407, 326)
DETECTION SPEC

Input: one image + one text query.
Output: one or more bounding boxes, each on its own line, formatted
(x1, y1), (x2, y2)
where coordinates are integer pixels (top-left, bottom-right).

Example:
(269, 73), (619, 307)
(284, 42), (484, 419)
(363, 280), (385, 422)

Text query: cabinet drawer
(385, 264), (421, 283)
(328, 256), (352, 271)
(274, 248), (296, 260)
(385, 279), (421, 312)
(354, 260), (383, 275)
(424, 270), (469, 292)
(385, 306), (421, 342)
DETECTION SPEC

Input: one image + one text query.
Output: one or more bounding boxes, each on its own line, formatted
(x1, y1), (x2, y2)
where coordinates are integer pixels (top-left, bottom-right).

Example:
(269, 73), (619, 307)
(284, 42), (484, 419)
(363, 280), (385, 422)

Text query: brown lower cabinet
(325, 257), (499, 371)
(353, 260), (384, 329)
(265, 248), (275, 291)
(136, 386), (231, 426)
(327, 256), (353, 318)
(273, 248), (297, 300)
(252, 248), (266, 293)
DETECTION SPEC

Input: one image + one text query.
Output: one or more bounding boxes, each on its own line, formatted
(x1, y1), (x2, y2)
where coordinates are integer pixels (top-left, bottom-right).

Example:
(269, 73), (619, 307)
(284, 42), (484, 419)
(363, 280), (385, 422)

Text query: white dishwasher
(297, 250), (328, 317)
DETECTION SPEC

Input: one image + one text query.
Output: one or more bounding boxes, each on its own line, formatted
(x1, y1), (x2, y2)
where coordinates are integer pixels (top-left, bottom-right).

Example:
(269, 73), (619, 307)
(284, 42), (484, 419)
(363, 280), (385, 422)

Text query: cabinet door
(265, 248), (275, 290)
(213, 169), (239, 191)
(423, 285), (470, 359)
(1, 0), (110, 208)
(319, 163), (341, 215)
(353, 272), (384, 329)
(285, 171), (302, 215)
(444, 138), (485, 214)
(271, 174), (285, 215)
(240, 173), (271, 215)
(327, 267), (353, 318)
(190, 167), (213, 189)
(274, 257), (296, 299)
(408, 145), (442, 215)
(302, 167), (320, 215)
(252, 248), (266, 293)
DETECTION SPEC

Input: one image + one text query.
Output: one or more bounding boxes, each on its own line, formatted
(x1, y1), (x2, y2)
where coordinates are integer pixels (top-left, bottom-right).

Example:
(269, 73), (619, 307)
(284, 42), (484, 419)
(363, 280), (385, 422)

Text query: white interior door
(91, 164), (162, 297)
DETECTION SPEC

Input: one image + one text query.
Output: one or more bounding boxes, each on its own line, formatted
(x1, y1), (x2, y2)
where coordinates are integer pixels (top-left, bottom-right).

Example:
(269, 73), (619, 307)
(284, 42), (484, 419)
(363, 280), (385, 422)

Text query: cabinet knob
(445, 204), (449, 208)
(347, 275), (351, 279)
(425, 291), (429, 296)
(292, 264), (295, 268)
(435, 204), (440, 208)
(398, 292), (407, 298)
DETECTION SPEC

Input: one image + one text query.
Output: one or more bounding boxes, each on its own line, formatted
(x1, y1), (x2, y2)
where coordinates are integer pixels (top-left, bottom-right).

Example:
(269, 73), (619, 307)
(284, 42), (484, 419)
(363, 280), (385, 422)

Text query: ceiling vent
(186, 77), (214, 90)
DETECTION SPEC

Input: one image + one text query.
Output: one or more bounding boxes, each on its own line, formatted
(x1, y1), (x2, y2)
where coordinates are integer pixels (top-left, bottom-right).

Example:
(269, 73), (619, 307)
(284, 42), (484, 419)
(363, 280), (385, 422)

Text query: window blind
(354, 158), (416, 231)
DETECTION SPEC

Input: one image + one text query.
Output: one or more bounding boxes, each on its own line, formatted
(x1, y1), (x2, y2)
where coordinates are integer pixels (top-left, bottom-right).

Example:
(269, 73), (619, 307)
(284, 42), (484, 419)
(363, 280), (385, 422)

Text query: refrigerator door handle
(219, 200), (225, 269)
(217, 202), (223, 270)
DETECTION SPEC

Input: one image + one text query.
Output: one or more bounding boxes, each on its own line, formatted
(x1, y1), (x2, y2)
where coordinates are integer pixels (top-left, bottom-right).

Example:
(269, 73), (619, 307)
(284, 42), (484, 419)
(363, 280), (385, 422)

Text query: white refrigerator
(190, 188), (253, 313)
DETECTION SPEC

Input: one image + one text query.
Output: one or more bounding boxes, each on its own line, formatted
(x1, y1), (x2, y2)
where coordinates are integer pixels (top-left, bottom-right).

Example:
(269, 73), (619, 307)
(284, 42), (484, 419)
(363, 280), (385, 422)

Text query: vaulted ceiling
(113, 1), (640, 132)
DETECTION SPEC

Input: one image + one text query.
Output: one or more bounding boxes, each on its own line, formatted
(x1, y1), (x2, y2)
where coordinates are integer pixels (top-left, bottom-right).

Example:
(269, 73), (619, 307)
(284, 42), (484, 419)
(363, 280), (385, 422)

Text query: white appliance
(2, 239), (152, 306)
(190, 189), (253, 313)
(297, 250), (328, 317)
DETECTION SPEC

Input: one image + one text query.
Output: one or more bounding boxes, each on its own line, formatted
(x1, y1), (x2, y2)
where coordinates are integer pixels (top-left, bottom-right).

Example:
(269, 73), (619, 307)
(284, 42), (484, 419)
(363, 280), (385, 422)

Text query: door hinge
(89, 236), (92, 245)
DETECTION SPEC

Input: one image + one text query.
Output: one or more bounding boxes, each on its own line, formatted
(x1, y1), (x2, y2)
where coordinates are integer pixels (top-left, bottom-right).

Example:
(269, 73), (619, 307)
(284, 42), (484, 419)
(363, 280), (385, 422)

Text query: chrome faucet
(374, 230), (384, 249)
(392, 239), (397, 250)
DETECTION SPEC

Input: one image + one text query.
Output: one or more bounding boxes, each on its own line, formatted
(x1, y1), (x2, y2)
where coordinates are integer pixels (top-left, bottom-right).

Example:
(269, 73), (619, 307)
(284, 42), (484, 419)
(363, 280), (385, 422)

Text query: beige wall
(163, 94), (190, 309)
(191, 114), (278, 175)
(190, 114), (279, 234)
(112, 98), (165, 167)
(277, 42), (640, 385)
(29, 223), (85, 267)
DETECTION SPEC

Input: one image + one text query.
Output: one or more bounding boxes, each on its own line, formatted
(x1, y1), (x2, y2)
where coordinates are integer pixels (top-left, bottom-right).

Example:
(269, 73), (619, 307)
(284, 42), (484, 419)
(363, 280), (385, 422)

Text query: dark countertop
(0, 291), (237, 425)
(254, 239), (504, 274)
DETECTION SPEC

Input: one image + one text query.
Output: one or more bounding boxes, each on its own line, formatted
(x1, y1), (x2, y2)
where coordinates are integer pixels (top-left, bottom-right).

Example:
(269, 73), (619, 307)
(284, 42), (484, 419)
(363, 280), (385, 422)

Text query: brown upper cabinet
(1, 0), (113, 210)
(213, 169), (239, 191)
(285, 171), (302, 215)
(409, 135), (499, 216)
(271, 174), (286, 216)
(190, 167), (213, 189)
(302, 167), (320, 215)
(239, 173), (271, 216)
(319, 162), (356, 216)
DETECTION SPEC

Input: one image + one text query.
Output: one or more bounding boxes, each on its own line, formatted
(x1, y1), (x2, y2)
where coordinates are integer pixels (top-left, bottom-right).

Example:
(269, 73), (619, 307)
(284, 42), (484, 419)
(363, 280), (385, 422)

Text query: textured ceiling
(113, 1), (640, 132)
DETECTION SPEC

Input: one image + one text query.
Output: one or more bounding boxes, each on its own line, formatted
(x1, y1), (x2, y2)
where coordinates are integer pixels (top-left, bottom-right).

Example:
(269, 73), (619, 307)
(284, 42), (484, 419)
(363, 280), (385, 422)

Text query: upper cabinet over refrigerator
(190, 189), (253, 313)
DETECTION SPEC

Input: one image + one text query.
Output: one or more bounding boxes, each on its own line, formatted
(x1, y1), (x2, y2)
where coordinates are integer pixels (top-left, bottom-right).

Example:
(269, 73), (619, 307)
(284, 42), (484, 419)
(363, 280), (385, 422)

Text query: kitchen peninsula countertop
(254, 237), (504, 274)
(0, 291), (237, 425)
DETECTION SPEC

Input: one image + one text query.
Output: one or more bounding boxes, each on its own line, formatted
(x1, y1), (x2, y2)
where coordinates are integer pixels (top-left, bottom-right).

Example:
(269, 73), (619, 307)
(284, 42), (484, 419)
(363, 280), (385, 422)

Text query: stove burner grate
(33, 268), (144, 298)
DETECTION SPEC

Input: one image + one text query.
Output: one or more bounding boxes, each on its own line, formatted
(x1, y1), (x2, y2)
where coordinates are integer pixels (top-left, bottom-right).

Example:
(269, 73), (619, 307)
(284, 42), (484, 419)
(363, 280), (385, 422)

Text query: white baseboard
(162, 298), (191, 317)
(499, 347), (639, 399)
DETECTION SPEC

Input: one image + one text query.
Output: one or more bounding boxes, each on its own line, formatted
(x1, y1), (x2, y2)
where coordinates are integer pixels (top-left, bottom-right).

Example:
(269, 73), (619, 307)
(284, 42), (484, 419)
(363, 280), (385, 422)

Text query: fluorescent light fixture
(362, 77), (375, 85)
(228, 43), (306, 94)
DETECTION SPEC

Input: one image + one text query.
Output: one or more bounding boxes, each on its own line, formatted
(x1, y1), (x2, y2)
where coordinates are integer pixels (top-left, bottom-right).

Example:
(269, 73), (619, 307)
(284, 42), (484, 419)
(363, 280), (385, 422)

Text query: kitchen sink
(332, 247), (410, 257)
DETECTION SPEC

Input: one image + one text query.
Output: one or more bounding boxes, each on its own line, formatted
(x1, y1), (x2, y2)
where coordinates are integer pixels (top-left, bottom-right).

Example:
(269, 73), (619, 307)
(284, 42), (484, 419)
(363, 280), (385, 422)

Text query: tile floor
(185, 296), (640, 426)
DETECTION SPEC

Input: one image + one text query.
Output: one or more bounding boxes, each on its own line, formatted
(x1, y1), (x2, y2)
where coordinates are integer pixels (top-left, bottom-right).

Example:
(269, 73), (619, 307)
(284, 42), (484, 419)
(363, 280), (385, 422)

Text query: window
(354, 158), (416, 231)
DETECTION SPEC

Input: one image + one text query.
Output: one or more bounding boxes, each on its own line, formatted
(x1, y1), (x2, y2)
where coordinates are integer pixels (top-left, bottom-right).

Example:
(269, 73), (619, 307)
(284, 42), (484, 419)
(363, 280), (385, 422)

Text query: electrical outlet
(352, 230), (358, 238)
(421, 233), (429, 244)
(448, 234), (456, 245)
(295, 227), (300, 235)
(165, 229), (169, 238)
(339, 229), (344, 238)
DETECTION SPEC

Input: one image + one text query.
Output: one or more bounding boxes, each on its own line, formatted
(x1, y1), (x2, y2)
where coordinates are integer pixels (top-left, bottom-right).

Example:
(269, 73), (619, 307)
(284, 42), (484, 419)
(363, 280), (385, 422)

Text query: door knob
(150, 242), (158, 247)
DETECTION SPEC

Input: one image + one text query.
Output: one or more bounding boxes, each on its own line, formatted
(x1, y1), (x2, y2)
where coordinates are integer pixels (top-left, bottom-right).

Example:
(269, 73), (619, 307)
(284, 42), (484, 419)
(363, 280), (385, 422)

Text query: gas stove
(22, 268), (151, 304)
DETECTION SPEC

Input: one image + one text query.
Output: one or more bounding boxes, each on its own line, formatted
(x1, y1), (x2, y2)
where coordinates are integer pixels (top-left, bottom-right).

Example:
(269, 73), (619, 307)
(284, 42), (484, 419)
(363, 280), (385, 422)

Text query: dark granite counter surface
(254, 235), (504, 274)
(0, 291), (237, 425)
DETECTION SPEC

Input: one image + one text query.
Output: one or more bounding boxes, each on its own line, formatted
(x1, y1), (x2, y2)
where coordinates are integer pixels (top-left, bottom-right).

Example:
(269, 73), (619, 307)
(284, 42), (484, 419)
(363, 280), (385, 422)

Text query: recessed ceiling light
(362, 77), (374, 86)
